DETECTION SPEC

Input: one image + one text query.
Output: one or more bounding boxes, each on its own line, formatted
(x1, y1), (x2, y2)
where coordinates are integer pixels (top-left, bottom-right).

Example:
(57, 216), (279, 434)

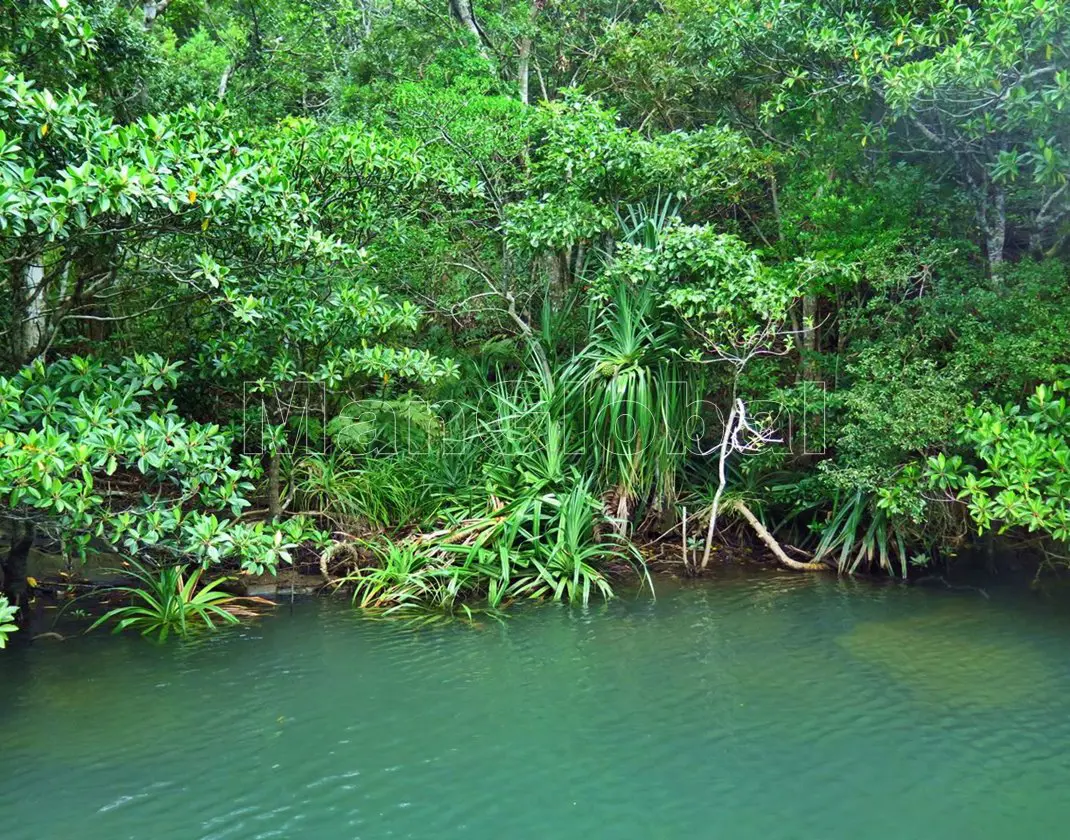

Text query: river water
(2, 571), (1069, 838)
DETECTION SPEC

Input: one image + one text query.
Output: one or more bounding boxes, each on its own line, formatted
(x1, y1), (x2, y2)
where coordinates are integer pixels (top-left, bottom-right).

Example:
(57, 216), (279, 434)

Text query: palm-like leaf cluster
(90, 561), (256, 641)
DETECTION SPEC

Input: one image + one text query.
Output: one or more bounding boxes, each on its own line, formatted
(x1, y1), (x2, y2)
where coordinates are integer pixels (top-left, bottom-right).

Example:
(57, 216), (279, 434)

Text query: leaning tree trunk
(1030, 184), (1069, 258)
(449, 0), (489, 59)
(731, 501), (827, 572)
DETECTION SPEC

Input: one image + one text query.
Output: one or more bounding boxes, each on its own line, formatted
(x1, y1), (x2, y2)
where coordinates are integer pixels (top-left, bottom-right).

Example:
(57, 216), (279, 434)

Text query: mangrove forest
(5, 1), (1070, 837)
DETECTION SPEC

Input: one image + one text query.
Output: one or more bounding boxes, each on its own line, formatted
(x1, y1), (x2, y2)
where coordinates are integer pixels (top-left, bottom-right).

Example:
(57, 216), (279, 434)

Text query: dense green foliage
(929, 383), (1070, 556)
(0, 593), (16, 647)
(2, 0), (1069, 640)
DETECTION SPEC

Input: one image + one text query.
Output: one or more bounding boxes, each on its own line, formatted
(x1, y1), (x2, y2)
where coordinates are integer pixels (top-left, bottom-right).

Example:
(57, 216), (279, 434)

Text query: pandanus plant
(570, 282), (697, 528)
(91, 561), (262, 641)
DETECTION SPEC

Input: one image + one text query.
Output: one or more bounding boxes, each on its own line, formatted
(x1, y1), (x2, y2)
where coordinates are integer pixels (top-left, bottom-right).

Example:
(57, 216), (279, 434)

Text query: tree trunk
(517, 2), (541, 104)
(266, 451), (282, 521)
(518, 37), (532, 104)
(1, 521), (35, 619)
(449, 0), (489, 58)
(700, 399), (737, 569)
(979, 183), (1006, 280)
(359, 0), (374, 36)
(1030, 184), (1068, 258)
(769, 172), (784, 246)
(572, 241), (586, 282)
(801, 293), (818, 380)
(680, 506), (689, 572)
(549, 250), (569, 293)
(15, 262), (47, 364)
(217, 65), (234, 100)
(143, 0), (172, 29)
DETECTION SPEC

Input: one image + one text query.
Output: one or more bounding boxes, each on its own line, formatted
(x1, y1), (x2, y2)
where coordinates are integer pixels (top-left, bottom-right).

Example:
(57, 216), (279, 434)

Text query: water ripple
(2, 578), (1070, 839)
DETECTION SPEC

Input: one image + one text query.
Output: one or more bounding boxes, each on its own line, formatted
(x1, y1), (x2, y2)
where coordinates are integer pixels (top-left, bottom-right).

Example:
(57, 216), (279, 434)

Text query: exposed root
(319, 541), (362, 583)
(730, 501), (828, 572)
(223, 596), (277, 618)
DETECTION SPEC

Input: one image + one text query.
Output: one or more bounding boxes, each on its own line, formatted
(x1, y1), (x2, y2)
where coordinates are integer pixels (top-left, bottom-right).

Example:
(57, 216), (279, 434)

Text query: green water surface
(2, 572), (1069, 839)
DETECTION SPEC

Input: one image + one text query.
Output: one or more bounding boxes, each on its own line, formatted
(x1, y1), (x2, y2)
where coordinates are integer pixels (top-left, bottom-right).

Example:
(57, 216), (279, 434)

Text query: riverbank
(10, 531), (1062, 647)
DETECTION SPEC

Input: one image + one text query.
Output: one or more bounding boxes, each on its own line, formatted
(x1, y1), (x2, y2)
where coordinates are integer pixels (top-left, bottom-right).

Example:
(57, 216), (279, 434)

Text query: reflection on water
(839, 603), (1057, 708)
(2, 572), (1070, 839)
